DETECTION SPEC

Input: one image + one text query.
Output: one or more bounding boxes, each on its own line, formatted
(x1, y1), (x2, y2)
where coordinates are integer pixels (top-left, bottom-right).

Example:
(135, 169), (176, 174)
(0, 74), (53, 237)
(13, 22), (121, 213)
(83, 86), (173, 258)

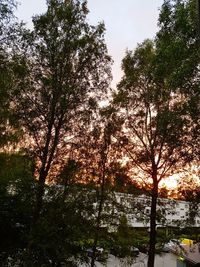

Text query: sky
(15, 0), (164, 87)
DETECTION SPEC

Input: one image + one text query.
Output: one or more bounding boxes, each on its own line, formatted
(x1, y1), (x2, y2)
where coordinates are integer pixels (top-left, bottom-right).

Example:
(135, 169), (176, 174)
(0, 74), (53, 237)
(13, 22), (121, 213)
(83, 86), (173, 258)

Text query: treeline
(0, 0), (199, 267)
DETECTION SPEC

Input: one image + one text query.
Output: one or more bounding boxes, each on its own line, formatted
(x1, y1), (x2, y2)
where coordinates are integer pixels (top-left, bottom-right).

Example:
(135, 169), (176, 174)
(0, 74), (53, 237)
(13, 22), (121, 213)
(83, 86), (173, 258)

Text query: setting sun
(160, 175), (178, 189)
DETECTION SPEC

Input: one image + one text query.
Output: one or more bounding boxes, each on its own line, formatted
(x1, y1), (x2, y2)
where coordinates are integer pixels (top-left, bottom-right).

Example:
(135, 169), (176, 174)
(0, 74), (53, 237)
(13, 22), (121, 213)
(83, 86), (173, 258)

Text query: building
(112, 192), (200, 228)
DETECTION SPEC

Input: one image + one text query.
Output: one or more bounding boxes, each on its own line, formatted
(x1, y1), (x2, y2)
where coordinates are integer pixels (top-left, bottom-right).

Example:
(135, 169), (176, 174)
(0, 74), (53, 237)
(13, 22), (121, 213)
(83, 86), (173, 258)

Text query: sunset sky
(16, 0), (164, 87)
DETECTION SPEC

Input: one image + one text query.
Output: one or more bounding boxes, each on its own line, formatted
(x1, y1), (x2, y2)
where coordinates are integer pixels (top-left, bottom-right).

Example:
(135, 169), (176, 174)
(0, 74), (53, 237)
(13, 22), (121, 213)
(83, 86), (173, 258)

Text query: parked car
(161, 244), (170, 253)
(86, 247), (107, 262)
(130, 246), (140, 257)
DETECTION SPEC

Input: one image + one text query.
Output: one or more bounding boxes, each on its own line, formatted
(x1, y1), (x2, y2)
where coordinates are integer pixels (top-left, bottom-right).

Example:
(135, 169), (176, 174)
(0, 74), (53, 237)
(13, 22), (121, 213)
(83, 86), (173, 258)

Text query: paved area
(168, 242), (200, 265)
(80, 252), (177, 267)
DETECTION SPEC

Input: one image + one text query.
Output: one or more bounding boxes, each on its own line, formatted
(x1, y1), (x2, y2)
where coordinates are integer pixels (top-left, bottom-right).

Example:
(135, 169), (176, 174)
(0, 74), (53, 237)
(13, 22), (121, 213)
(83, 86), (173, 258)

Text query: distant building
(111, 192), (200, 229)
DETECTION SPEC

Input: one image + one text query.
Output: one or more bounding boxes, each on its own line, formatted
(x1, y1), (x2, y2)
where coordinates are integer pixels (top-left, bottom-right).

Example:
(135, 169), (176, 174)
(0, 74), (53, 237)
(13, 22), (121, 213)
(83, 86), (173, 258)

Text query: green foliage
(0, 153), (36, 262)
(0, 1), (199, 266)
(114, 38), (190, 187)
(25, 185), (99, 266)
(12, 1), (112, 213)
(57, 159), (81, 201)
(112, 2), (200, 266)
(155, 0), (200, 162)
(14, 0), (111, 143)
(156, 0), (199, 89)
(111, 215), (139, 258)
(0, 166), (101, 266)
(0, 0), (26, 148)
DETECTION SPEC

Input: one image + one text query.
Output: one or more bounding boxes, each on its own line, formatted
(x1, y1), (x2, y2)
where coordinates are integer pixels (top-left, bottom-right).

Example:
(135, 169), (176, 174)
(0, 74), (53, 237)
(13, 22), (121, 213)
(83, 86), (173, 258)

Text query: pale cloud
(16, 0), (164, 88)
(87, 1), (163, 87)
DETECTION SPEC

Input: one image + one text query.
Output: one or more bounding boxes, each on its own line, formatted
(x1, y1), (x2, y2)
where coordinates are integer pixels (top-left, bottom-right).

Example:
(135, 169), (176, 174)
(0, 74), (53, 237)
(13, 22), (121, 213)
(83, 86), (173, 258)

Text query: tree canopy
(13, 0), (112, 222)
(112, 1), (200, 266)
(0, 0), (200, 266)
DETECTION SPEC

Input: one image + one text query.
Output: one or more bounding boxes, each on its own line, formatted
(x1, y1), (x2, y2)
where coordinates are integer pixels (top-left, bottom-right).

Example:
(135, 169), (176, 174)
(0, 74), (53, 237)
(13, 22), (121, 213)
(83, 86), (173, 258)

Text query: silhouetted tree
(14, 0), (112, 224)
(0, 0), (24, 148)
(113, 38), (193, 267)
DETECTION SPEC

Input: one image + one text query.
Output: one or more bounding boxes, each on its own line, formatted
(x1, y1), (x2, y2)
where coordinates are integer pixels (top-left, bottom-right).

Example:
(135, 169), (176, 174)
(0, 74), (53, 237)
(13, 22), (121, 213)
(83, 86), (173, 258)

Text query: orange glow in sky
(160, 175), (178, 189)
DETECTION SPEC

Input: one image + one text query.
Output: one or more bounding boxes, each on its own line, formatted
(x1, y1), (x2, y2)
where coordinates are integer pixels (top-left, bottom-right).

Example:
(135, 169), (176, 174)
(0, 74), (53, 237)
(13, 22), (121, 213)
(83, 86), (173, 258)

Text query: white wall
(112, 193), (200, 228)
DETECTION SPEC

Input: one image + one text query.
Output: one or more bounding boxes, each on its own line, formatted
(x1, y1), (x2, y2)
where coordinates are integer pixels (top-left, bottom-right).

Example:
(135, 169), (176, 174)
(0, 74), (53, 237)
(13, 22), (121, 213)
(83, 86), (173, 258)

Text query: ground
(80, 252), (177, 267)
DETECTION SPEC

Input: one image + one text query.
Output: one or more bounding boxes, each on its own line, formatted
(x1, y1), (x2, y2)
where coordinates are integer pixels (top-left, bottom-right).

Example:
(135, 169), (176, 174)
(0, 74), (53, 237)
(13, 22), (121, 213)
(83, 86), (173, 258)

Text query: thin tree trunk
(90, 162), (106, 267)
(147, 184), (158, 267)
(27, 115), (62, 260)
(33, 114), (63, 224)
(33, 169), (47, 224)
(32, 111), (55, 224)
(90, 192), (104, 267)
(26, 168), (48, 260)
(91, 133), (109, 267)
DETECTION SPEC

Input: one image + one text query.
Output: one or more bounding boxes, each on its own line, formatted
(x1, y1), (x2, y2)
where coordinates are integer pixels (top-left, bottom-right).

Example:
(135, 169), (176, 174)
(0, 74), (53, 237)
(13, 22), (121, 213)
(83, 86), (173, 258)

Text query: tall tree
(89, 121), (113, 267)
(155, 0), (200, 165)
(155, 0), (200, 237)
(14, 0), (112, 223)
(0, 0), (23, 148)
(113, 38), (192, 267)
(113, 1), (200, 265)
(71, 113), (116, 266)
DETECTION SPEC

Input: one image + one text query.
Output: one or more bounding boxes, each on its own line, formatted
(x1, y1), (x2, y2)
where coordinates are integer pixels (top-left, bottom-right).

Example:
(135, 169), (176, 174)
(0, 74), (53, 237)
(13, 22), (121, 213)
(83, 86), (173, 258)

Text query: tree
(112, 215), (135, 256)
(155, 0), (200, 164)
(24, 183), (97, 266)
(0, 153), (36, 264)
(88, 122), (114, 267)
(113, 37), (192, 267)
(66, 106), (132, 266)
(72, 114), (117, 267)
(13, 0), (112, 224)
(0, 0), (24, 148)
(155, 0), (200, 248)
(177, 172), (200, 225)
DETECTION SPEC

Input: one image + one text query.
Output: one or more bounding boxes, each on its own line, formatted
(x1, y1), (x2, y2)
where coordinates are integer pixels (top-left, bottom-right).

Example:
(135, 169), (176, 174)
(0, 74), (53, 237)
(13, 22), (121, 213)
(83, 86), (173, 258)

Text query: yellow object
(181, 239), (193, 246)
(178, 256), (185, 262)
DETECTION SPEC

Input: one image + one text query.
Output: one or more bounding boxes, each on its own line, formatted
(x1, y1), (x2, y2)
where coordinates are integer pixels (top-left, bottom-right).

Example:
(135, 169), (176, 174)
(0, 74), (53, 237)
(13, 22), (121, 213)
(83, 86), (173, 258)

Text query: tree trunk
(33, 169), (47, 224)
(90, 176), (105, 267)
(147, 184), (158, 267)
(91, 135), (109, 267)
(33, 115), (63, 224)
(90, 211), (100, 267)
